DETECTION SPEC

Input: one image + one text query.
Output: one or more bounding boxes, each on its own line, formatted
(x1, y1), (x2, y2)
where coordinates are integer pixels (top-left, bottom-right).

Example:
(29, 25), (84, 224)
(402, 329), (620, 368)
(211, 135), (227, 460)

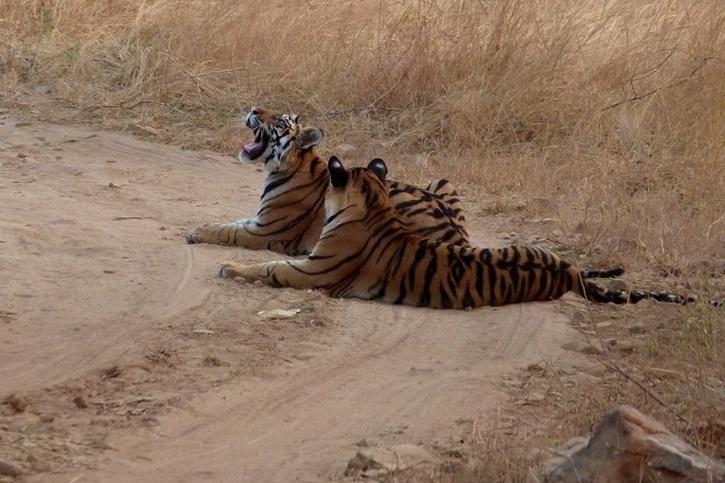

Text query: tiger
(185, 107), (469, 256)
(217, 156), (706, 309)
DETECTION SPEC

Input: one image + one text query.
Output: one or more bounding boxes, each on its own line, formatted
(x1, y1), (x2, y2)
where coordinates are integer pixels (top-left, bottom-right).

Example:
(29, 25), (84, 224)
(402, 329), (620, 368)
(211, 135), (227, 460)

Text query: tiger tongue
(243, 142), (265, 158)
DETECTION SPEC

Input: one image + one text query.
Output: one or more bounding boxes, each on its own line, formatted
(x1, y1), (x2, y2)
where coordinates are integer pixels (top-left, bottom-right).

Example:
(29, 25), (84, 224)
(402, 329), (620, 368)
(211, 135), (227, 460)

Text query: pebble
(72, 395), (88, 409)
(0, 460), (21, 477)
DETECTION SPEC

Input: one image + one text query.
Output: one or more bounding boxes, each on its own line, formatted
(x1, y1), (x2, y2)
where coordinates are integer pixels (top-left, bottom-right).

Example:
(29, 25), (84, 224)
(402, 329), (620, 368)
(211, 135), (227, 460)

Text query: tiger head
(325, 155), (390, 222)
(239, 107), (324, 173)
(238, 106), (283, 163)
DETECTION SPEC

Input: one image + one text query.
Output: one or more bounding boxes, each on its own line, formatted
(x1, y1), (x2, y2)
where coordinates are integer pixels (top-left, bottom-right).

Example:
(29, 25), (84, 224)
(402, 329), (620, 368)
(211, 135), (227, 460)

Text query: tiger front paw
(185, 223), (223, 245)
(184, 226), (206, 244)
(218, 262), (240, 279)
(184, 231), (200, 244)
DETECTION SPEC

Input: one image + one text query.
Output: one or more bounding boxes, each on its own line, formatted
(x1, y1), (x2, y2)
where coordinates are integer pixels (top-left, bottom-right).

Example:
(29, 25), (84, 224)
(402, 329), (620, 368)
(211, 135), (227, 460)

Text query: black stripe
(261, 171), (296, 198)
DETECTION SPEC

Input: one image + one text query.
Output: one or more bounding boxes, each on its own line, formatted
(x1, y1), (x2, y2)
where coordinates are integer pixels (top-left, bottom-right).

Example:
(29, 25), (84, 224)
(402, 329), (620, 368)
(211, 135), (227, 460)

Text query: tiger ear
(291, 114), (299, 123)
(328, 155), (348, 188)
(298, 127), (324, 150)
(367, 158), (388, 183)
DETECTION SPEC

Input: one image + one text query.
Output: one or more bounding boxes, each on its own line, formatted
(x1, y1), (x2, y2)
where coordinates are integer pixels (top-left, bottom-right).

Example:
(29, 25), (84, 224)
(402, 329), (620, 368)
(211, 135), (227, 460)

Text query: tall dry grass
(1, 0), (724, 274)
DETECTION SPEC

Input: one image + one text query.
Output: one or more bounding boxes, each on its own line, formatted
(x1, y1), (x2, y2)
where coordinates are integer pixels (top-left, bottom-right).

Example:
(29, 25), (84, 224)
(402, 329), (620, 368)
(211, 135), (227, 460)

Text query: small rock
(433, 440), (466, 459)
(561, 372), (602, 387)
(415, 153), (429, 166)
(33, 85), (51, 95)
(26, 454), (50, 473)
(127, 123), (161, 136)
(580, 344), (602, 355)
(2, 394), (27, 413)
(257, 309), (301, 320)
(561, 340), (587, 352)
(72, 395), (88, 409)
(335, 143), (357, 154)
(14, 122), (32, 127)
(192, 327), (215, 335)
(344, 443), (439, 478)
(355, 438), (377, 448)
(39, 414), (55, 423)
(16, 152), (26, 159)
(519, 391), (547, 406)
(613, 339), (636, 353)
(108, 182), (120, 188)
(202, 355), (224, 367)
(103, 365), (121, 379)
(0, 460), (21, 477)
(627, 322), (646, 334)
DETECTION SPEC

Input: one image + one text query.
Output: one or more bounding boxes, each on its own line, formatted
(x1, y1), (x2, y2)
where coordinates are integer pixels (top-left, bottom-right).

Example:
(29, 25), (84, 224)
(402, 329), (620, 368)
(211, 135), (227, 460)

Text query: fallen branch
(600, 357), (687, 424)
(602, 56), (714, 112)
(112, 216), (151, 221)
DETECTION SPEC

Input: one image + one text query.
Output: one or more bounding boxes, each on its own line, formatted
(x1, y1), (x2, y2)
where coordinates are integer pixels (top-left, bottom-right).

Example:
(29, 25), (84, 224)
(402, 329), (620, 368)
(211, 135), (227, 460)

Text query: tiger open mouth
(241, 128), (269, 161)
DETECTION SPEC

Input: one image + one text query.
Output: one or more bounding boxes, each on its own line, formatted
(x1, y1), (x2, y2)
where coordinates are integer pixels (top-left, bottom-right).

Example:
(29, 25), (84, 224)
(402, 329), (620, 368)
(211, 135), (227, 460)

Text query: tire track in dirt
(67, 300), (580, 483)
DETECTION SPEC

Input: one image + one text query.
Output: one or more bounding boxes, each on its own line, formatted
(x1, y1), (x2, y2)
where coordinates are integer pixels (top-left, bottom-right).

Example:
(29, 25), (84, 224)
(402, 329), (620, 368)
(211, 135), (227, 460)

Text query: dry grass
(1, 0), (724, 479)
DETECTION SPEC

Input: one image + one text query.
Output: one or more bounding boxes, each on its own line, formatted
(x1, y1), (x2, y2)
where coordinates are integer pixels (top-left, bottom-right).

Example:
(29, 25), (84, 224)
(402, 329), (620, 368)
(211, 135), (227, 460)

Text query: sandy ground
(0, 114), (587, 482)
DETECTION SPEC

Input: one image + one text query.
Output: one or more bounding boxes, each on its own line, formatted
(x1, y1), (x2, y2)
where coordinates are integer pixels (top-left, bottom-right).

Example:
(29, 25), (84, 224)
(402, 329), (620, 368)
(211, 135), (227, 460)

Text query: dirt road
(0, 114), (585, 482)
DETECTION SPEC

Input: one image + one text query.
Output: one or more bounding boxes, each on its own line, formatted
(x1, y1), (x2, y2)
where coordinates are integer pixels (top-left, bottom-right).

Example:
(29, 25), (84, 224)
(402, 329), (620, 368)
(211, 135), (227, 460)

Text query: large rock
(344, 443), (439, 479)
(539, 405), (725, 483)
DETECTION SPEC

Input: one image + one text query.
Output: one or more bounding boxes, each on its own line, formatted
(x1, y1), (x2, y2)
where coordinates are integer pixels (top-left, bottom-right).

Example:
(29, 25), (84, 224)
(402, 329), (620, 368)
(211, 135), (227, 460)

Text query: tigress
(217, 156), (702, 309)
(185, 107), (469, 256)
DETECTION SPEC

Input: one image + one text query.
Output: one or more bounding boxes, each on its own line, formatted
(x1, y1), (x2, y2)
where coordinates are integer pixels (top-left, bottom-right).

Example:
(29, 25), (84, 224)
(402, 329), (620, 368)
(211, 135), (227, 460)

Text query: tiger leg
(185, 220), (303, 255)
(186, 221), (257, 246)
(218, 259), (319, 290)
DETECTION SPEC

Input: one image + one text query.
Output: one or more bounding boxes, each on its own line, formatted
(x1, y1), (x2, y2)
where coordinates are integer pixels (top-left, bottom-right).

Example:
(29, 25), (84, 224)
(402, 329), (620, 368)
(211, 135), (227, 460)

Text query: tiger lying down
(218, 156), (707, 309)
(185, 107), (469, 255)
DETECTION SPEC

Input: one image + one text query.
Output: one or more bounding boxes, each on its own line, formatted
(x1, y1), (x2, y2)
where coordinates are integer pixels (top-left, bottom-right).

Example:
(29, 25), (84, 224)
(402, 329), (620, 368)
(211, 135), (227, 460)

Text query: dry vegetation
(1, 0), (724, 481)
